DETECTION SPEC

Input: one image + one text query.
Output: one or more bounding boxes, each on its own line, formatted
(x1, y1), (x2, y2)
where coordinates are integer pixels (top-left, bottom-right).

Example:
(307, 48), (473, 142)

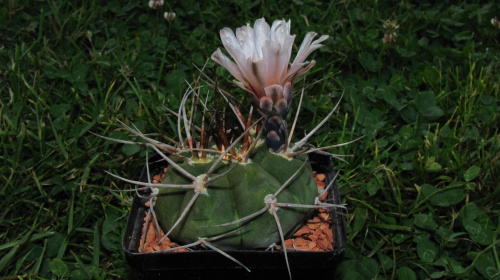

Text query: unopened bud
(492, 17), (500, 28)
(164, 12), (176, 22)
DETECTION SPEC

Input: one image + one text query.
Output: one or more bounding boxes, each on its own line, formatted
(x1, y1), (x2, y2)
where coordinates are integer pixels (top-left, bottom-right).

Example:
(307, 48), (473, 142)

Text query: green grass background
(1, 0), (499, 279)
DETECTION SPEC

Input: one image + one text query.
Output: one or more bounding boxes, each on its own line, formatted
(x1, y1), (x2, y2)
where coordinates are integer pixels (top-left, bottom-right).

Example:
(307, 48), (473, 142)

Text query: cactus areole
(154, 143), (318, 250)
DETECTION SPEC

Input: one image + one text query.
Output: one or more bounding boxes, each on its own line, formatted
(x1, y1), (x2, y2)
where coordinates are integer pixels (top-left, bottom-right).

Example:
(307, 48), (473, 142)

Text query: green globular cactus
(104, 16), (354, 279)
(154, 143), (318, 250)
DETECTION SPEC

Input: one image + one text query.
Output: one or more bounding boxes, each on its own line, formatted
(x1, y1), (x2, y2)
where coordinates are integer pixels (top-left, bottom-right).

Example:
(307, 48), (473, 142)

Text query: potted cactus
(107, 18), (353, 279)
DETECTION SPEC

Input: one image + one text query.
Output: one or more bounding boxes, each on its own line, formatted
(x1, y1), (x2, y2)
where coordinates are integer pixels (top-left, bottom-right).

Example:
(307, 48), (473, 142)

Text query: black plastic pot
(122, 152), (346, 279)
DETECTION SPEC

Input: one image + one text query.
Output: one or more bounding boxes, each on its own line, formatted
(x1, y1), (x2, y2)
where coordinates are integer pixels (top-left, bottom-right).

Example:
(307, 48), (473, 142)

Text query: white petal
(261, 40), (281, 85)
(277, 34), (295, 81)
(220, 27), (241, 50)
(211, 48), (246, 86)
(270, 19), (287, 45)
(245, 57), (267, 98)
(236, 24), (256, 58)
(283, 61), (315, 85)
(253, 18), (270, 60)
(220, 28), (249, 67)
(292, 32), (328, 66)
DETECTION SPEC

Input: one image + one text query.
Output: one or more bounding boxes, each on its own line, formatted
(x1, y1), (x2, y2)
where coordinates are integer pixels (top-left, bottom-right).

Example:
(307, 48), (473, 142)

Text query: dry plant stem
(202, 241), (251, 272)
(276, 202), (346, 210)
(272, 159), (309, 199)
(311, 150), (351, 163)
(181, 88), (194, 149)
(150, 145), (197, 181)
(290, 93), (343, 152)
(144, 154), (162, 236)
(142, 133), (181, 147)
(223, 95), (246, 129)
(114, 120), (181, 155)
(153, 223), (252, 272)
(140, 209), (152, 253)
(241, 106), (253, 155)
(204, 206), (270, 228)
(243, 119), (265, 163)
(271, 209), (292, 280)
(200, 93), (209, 158)
(215, 118), (237, 159)
(159, 191), (202, 244)
(90, 131), (179, 154)
(177, 85), (193, 147)
(205, 162), (237, 184)
(305, 135), (365, 152)
(193, 63), (248, 116)
(181, 148), (222, 155)
(321, 172), (339, 198)
(288, 86), (305, 149)
(165, 107), (203, 133)
(206, 117), (263, 176)
(105, 171), (196, 189)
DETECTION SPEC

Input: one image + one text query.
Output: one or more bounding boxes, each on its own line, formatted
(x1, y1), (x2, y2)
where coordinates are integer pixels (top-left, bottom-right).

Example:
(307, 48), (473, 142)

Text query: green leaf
(471, 229), (494, 246)
(366, 178), (380, 196)
(414, 214), (438, 230)
(475, 250), (500, 279)
(46, 232), (66, 258)
(459, 203), (482, 219)
(341, 271), (366, 280)
(121, 144), (141, 156)
(49, 104), (71, 117)
(417, 239), (437, 262)
(464, 165), (481, 182)
(379, 254), (393, 270)
(397, 266), (417, 280)
(358, 256), (380, 279)
(421, 184), (467, 206)
(49, 258), (70, 277)
(164, 69), (187, 99)
(359, 52), (382, 72)
(462, 217), (483, 235)
(350, 208), (368, 240)
(425, 161), (442, 172)
(434, 256), (467, 274)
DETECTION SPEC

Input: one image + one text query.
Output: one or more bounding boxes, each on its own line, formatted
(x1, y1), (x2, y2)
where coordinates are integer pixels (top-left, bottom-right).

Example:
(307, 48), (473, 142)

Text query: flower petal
(211, 48), (247, 87)
(292, 32), (329, 67)
(236, 24), (256, 59)
(283, 61), (316, 85)
(253, 18), (271, 60)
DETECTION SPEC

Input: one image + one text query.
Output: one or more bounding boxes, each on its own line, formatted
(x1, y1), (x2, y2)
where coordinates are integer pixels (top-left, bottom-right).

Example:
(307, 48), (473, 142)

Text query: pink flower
(212, 18), (328, 116)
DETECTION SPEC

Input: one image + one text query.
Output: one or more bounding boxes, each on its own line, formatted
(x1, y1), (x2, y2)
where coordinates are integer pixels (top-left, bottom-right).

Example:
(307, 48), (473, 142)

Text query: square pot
(122, 152), (346, 279)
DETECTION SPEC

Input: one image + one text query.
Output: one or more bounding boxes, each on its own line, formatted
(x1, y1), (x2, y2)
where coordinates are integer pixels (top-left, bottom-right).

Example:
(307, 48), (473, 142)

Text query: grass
(1, 0), (499, 279)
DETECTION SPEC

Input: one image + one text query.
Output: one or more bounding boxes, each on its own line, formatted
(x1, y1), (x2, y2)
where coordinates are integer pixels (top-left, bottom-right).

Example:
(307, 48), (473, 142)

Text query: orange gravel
(139, 169), (334, 253)
(278, 171), (334, 252)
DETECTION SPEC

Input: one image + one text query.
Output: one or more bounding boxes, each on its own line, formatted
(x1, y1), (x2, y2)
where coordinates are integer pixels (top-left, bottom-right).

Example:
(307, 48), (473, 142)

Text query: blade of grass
(47, 114), (69, 160)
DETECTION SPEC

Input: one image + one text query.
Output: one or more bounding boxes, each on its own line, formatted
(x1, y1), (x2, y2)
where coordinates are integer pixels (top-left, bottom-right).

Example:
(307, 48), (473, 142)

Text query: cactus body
(154, 143), (318, 250)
